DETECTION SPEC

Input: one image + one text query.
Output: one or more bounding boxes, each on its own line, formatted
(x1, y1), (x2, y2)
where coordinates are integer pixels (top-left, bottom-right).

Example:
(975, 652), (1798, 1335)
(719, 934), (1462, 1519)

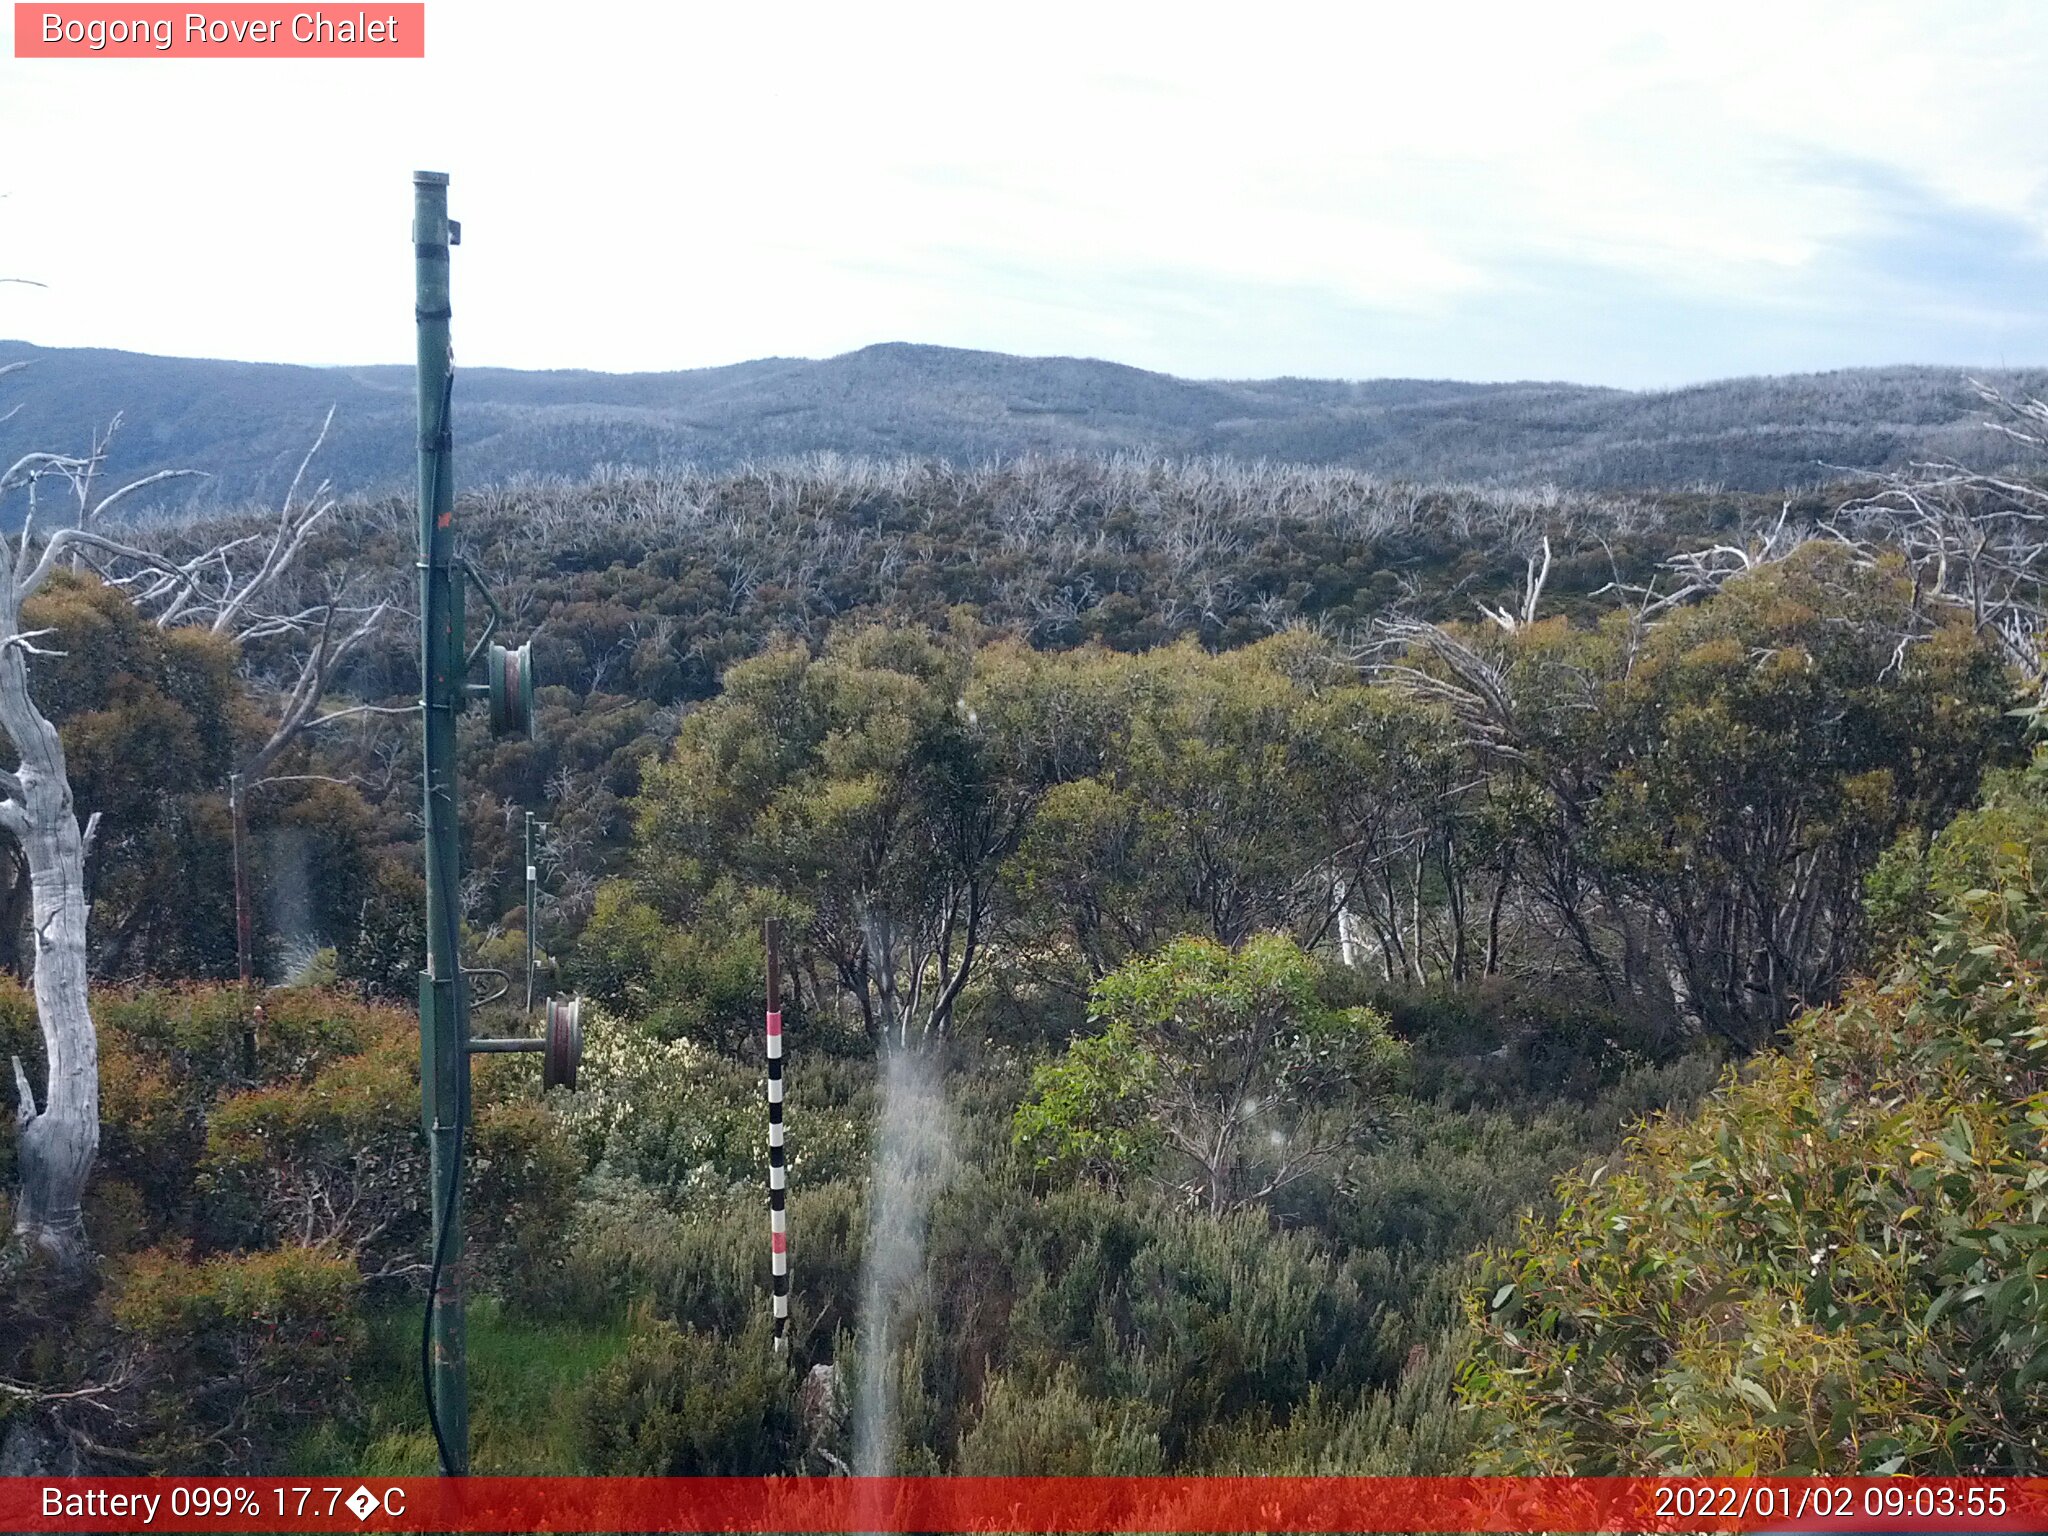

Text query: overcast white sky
(4, 1), (2047, 387)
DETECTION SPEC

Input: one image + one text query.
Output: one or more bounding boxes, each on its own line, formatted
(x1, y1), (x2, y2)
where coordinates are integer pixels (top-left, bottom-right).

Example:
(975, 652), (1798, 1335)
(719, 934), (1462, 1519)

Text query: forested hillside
(3, 338), (2042, 505)
(2, 438), (2046, 1476)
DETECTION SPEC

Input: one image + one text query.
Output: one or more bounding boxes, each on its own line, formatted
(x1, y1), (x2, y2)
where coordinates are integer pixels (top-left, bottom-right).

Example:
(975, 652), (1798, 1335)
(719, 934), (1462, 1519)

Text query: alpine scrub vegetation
(0, 984), (580, 1469)
(1462, 752), (2048, 1474)
(1014, 935), (1406, 1213)
(3, 433), (2043, 1471)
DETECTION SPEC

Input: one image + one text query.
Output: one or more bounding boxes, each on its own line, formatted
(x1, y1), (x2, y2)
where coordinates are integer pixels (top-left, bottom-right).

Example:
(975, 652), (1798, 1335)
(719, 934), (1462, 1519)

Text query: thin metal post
(229, 770), (256, 1076)
(524, 811), (536, 1013)
(414, 168), (469, 1476)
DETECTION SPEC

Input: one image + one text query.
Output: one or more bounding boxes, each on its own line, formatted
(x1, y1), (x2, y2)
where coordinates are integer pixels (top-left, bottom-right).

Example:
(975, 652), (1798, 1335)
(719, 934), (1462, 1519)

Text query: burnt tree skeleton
(1, 385), (381, 1270)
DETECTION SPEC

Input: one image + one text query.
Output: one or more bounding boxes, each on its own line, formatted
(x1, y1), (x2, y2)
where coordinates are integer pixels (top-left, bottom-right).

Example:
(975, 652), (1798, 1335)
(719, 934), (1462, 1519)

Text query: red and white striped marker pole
(765, 917), (789, 1355)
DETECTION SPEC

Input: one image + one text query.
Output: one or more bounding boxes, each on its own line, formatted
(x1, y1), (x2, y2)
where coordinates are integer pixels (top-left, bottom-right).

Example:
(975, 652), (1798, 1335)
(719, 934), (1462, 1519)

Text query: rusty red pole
(230, 771), (256, 1075)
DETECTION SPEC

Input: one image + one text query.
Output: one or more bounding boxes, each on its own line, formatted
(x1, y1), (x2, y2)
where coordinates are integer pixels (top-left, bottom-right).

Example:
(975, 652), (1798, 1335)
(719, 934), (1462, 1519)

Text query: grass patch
(291, 1296), (635, 1475)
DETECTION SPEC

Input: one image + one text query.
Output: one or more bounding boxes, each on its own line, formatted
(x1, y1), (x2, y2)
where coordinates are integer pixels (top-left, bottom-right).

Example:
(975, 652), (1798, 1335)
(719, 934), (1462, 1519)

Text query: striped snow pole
(765, 917), (788, 1355)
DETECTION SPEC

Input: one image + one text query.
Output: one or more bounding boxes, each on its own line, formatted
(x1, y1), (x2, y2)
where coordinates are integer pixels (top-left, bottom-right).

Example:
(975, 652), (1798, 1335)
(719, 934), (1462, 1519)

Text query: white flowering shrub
(554, 1005), (868, 1207)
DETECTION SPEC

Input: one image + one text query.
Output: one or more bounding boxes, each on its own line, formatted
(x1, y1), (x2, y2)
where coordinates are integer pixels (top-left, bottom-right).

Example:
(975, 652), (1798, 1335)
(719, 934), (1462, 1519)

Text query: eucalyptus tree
(1003, 635), (1452, 978)
(1371, 542), (2015, 1048)
(632, 622), (1083, 1053)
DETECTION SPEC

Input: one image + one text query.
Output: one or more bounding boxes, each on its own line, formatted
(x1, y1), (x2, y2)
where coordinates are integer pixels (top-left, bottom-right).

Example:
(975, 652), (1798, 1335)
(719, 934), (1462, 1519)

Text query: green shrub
(956, 1368), (1161, 1474)
(1011, 1018), (1160, 1188)
(571, 883), (773, 1056)
(0, 983), (395, 1243)
(577, 1316), (798, 1473)
(1462, 756), (2048, 1473)
(199, 1007), (578, 1291)
(98, 983), (386, 1092)
(199, 1033), (423, 1264)
(1380, 979), (1678, 1107)
(553, 1008), (868, 1203)
(113, 1244), (364, 1468)
(1195, 1341), (1478, 1473)
(1015, 934), (1405, 1214)
(466, 1089), (586, 1284)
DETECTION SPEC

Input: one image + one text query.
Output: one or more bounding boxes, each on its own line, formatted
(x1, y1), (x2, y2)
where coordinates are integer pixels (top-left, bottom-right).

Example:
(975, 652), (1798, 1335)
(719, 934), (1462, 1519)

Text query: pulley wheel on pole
(543, 995), (583, 1091)
(489, 641), (535, 738)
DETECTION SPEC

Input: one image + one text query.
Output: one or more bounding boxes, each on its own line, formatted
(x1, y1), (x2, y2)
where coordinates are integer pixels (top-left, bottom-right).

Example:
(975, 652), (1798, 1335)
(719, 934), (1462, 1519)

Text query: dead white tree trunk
(0, 626), (95, 1271)
(0, 421), (168, 1270)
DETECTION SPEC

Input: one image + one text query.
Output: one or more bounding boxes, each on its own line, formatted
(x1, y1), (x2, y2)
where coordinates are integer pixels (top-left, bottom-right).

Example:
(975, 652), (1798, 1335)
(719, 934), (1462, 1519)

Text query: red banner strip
(5, 1476), (2048, 1533)
(13, 5), (424, 58)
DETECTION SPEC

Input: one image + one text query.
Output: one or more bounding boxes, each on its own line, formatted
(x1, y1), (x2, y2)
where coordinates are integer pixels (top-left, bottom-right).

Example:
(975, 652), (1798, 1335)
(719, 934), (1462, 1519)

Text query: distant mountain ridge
(1, 338), (2040, 508)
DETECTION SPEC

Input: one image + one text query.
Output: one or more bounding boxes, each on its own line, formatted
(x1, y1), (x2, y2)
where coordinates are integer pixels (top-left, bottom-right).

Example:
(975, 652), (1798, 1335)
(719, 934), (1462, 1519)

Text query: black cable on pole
(417, 367), (464, 1479)
(422, 1092), (463, 1475)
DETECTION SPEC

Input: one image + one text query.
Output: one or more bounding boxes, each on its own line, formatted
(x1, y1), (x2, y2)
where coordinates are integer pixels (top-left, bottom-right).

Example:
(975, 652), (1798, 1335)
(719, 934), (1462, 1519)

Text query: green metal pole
(414, 168), (469, 1476)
